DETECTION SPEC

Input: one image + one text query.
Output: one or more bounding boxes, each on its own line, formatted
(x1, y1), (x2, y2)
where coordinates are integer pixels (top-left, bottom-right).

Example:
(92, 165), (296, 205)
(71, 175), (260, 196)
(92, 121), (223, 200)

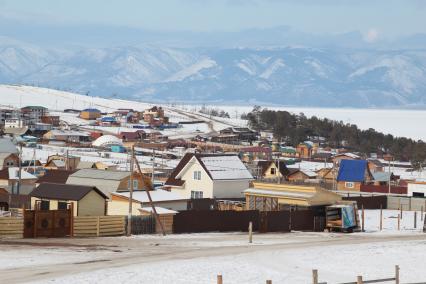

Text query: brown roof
(0, 168), (8, 179)
(36, 170), (77, 184)
(165, 153), (237, 186)
(30, 182), (107, 201)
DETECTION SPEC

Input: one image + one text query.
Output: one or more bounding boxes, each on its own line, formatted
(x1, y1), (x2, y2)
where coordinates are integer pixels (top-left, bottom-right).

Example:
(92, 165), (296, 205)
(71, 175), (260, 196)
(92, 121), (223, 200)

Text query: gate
(24, 209), (72, 238)
(127, 215), (156, 235)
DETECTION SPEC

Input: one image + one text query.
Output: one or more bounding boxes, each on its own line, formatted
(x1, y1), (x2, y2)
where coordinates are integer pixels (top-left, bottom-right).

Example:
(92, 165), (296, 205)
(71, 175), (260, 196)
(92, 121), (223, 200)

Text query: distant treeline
(245, 106), (426, 166)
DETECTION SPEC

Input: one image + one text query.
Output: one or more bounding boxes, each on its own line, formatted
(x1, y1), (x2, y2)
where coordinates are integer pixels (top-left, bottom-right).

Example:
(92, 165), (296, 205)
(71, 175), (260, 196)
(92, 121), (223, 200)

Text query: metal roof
(70, 169), (130, 180)
(30, 182), (107, 201)
(337, 159), (368, 182)
(0, 138), (18, 154)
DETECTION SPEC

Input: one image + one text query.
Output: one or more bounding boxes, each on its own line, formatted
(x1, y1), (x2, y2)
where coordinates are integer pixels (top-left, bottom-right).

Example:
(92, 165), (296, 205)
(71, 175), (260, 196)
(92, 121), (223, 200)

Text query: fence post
(400, 206), (403, 219)
(421, 206), (424, 221)
(380, 205), (383, 231)
(312, 269), (318, 284)
(395, 265), (400, 284)
(217, 275), (223, 284)
(266, 280), (272, 284)
(414, 211), (417, 229)
(248, 221), (253, 243)
(397, 214), (400, 231)
(361, 205), (365, 232)
(409, 198), (412, 211)
(96, 216), (100, 237)
(357, 275), (363, 284)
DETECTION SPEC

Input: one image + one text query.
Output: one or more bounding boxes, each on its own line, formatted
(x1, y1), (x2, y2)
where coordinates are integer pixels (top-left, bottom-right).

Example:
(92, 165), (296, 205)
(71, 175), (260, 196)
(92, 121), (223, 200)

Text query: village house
(41, 115), (60, 126)
(66, 169), (149, 198)
(79, 108), (101, 120)
(316, 168), (335, 183)
(29, 183), (108, 216)
(240, 146), (272, 163)
(256, 160), (289, 181)
(119, 130), (146, 142)
(296, 142), (314, 159)
(0, 167), (38, 195)
(21, 106), (48, 126)
(244, 182), (342, 211)
(0, 137), (19, 170)
(165, 153), (253, 199)
(143, 106), (165, 122)
(407, 181), (426, 197)
(44, 155), (81, 171)
(336, 159), (373, 191)
(43, 130), (91, 144)
(219, 127), (258, 142)
(332, 153), (361, 165)
(286, 168), (317, 182)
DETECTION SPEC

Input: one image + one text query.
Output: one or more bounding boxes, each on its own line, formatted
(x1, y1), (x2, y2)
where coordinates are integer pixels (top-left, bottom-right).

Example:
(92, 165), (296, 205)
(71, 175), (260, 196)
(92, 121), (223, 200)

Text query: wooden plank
(100, 227), (125, 233)
(100, 224), (124, 230)
(99, 231), (125, 236)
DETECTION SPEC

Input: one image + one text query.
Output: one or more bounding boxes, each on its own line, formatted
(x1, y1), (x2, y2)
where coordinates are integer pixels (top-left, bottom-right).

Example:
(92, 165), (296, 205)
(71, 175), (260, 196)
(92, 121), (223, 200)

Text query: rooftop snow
(200, 156), (253, 180)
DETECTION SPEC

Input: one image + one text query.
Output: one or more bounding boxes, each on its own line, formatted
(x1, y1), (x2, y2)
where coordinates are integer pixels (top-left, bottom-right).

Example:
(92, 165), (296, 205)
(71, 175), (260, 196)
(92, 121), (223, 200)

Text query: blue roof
(337, 159), (368, 182)
(101, 116), (116, 122)
(82, 108), (101, 112)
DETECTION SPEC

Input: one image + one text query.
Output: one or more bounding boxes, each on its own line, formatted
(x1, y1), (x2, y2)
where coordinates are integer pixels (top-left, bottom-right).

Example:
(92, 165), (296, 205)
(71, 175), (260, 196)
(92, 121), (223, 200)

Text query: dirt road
(1, 232), (425, 283)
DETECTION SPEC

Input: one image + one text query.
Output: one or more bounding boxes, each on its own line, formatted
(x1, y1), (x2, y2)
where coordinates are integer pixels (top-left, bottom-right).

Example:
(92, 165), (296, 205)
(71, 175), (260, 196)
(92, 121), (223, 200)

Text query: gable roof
(30, 182), (107, 201)
(69, 169), (129, 180)
(372, 171), (393, 182)
(36, 170), (77, 184)
(337, 159), (369, 182)
(165, 153), (253, 186)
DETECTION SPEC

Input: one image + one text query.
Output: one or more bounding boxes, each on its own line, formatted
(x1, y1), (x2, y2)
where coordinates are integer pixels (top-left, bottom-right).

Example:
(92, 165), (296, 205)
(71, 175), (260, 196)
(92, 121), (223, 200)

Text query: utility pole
(127, 147), (134, 236)
(276, 158), (280, 184)
(17, 143), (23, 196)
(151, 149), (155, 184)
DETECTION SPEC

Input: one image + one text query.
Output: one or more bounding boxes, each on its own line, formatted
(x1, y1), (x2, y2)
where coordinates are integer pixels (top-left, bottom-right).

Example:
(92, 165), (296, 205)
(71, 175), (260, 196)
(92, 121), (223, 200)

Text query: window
(40, 200), (50, 210)
(127, 180), (139, 189)
(191, 191), (203, 199)
(270, 168), (276, 175)
(413, 192), (425, 198)
(345, 182), (355, 189)
(58, 202), (68, 210)
(193, 171), (201, 180)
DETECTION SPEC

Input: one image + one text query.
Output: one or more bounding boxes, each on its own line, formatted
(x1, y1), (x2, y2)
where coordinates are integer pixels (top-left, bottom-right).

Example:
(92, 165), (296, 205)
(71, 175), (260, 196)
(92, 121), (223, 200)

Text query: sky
(0, 0), (425, 40)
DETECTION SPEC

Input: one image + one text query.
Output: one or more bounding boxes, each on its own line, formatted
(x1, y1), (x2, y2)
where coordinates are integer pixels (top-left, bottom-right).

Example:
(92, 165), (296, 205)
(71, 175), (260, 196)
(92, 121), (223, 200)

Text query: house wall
(30, 197), (78, 216)
(107, 200), (141, 215)
(288, 172), (309, 182)
(140, 200), (188, 211)
(407, 183), (426, 197)
(1, 154), (19, 169)
(263, 163), (282, 179)
(337, 181), (361, 191)
(172, 160), (214, 199)
(212, 179), (251, 198)
(78, 190), (106, 216)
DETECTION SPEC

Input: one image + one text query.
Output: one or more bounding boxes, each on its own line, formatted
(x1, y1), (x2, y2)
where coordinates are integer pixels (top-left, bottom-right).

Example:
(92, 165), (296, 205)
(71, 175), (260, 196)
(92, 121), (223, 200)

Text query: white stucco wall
(407, 183), (426, 197)
(171, 159), (214, 199)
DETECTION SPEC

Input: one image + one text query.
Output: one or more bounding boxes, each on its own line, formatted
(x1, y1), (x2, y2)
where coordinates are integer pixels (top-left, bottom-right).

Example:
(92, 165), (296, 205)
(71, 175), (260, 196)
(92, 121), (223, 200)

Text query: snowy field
(1, 210), (425, 284)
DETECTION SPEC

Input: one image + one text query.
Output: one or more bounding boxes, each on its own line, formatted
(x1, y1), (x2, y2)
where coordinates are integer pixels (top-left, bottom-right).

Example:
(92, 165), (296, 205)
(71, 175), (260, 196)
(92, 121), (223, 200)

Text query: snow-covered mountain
(1, 39), (426, 107)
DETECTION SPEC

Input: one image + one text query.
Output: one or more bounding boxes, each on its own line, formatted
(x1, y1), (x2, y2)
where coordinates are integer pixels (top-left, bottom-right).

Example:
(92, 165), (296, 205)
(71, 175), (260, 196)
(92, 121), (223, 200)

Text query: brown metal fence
(342, 195), (387, 209)
(173, 209), (325, 233)
(173, 210), (259, 233)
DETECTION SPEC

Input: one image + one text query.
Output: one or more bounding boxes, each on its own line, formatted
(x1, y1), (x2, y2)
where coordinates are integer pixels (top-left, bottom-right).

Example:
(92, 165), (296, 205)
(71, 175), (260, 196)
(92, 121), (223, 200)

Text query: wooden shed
(139, 206), (177, 234)
(244, 182), (341, 211)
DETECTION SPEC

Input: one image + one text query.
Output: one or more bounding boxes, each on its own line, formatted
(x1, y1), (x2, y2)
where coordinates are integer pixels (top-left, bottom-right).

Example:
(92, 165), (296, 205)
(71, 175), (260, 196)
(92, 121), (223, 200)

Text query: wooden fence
(73, 216), (126, 237)
(0, 217), (23, 238)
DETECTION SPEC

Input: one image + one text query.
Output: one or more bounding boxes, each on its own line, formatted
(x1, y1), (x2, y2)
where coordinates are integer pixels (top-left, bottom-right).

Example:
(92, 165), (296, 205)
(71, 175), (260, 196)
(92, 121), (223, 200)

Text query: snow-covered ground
(1, 210), (425, 284)
(31, 240), (426, 284)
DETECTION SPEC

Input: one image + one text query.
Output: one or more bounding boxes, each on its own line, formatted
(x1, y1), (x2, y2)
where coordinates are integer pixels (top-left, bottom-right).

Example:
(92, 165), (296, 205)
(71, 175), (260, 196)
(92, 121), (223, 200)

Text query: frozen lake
(196, 105), (426, 141)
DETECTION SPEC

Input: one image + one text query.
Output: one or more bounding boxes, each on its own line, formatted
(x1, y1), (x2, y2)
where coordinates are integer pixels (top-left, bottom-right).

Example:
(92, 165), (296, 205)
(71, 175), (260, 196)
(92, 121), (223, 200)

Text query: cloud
(364, 28), (379, 43)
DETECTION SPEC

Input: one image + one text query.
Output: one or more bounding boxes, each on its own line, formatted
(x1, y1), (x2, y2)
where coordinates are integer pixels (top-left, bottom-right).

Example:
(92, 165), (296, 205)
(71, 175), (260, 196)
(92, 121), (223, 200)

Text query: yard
(0, 209), (425, 283)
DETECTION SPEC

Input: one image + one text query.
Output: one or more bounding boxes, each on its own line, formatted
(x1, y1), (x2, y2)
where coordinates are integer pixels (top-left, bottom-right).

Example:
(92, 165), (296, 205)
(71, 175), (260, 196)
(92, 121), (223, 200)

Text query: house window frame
(345, 182), (355, 189)
(193, 170), (201, 180)
(270, 167), (276, 175)
(191, 191), (203, 199)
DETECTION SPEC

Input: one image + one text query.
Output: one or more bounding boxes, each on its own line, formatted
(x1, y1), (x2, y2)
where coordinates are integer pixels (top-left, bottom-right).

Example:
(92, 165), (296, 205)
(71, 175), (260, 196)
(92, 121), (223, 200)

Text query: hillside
(1, 40), (426, 107)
